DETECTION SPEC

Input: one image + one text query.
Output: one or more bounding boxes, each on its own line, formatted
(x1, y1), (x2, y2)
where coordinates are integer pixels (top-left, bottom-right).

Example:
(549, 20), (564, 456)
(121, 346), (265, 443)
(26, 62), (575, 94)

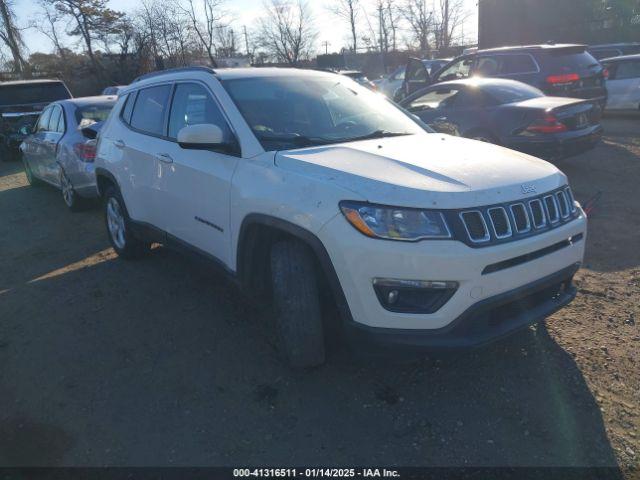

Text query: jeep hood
(274, 133), (567, 209)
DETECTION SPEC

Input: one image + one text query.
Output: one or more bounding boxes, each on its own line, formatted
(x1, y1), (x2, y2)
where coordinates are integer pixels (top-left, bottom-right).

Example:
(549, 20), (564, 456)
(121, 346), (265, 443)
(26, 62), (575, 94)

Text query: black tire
(60, 170), (86, 212)
(103, 185), (150, 259)
(22, 158), (41, 186)
(270, 240), (326, 368)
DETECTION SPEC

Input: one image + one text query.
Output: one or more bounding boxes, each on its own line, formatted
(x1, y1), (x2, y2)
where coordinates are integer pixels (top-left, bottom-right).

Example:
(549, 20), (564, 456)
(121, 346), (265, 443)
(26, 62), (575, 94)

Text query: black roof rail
(132, 66), (217, 84)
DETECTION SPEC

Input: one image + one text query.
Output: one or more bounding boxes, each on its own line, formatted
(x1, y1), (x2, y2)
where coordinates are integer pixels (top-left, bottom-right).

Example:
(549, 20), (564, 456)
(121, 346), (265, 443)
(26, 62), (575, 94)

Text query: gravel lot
(0, 118), (638, 474)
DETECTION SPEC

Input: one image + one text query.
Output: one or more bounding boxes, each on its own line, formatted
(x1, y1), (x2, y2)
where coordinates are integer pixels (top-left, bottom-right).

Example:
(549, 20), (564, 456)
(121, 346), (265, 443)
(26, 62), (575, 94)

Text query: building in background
(479, 0), (640, 48)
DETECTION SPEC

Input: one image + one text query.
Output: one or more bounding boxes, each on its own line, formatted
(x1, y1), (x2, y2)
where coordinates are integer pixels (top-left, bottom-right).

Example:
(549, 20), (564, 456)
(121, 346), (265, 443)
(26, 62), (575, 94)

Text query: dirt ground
(0, 118), (638, 475)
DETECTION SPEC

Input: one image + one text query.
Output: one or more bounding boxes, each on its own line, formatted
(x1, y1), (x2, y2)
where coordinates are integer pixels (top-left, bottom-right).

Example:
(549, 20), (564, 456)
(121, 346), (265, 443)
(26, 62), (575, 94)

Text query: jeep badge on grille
(521, 184), (537, 194)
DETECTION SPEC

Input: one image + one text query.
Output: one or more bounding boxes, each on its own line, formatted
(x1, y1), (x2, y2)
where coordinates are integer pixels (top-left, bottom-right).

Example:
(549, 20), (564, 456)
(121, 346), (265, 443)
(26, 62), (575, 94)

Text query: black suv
(0, 79), (72, 161)
(399, 44), (607, 107)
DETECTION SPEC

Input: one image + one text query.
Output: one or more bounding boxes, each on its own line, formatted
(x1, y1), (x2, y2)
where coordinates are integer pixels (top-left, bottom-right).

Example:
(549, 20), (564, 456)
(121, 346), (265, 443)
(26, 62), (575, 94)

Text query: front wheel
(104, 186), (150, 259)
(270, 240), (326, 368)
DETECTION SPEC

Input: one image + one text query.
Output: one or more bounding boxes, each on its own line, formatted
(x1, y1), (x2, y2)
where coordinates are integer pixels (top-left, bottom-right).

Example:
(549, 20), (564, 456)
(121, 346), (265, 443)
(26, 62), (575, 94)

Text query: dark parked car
(0, 79), (72, 161)
(588, 43), (640, 61)
(398, 44), (608, 108)
(401, 78), (603, 159)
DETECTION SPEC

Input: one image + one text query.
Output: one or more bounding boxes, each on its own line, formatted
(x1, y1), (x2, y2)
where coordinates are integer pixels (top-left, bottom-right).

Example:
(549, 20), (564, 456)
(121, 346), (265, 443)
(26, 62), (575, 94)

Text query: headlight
(340, 201), (452, 241)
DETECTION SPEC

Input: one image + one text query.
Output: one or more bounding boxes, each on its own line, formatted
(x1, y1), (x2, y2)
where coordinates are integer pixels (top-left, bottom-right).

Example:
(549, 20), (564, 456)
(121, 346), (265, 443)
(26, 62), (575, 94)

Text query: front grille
(488, 207), (512, 239)
(510, 203), (531, 233)
(455, 186), (580, 247)
(529, 199), (546, 228)
(460, 211), (490, 242)
(544, 195), (560, 223)
(556, 191), (570, 218)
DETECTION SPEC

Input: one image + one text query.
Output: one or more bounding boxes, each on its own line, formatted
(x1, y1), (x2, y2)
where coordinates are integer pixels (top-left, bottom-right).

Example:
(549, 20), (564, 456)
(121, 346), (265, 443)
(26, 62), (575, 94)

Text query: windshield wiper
(256, 133), (337, 148)
(340, 130), (413, 143)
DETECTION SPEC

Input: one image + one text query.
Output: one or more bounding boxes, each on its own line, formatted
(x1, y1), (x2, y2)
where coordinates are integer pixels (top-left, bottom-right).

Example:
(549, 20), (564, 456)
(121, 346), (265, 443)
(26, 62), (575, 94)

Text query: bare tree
(327, 0), (359, 52)
(30, 1), (67, 60)
(257, 0), (316, 66)
(434, 0), (468, 49)
(0, 0), (29, 75)
(46, 0), (125, 76)
(183, 0), (227, 67)
(385, 0), (400, 51)
(400, 0), (433, 54)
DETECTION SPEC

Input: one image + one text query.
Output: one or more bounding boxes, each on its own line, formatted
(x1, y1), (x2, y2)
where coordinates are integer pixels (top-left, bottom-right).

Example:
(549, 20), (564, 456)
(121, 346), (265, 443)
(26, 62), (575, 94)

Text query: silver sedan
(19, 96), (116, 210)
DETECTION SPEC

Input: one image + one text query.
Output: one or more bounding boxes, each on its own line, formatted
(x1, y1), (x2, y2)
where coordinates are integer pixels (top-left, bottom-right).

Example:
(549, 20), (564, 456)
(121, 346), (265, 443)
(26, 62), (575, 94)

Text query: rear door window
(130, 85), (172, 136)
(121, 92), (136, 124)
(36, 107), (52, 133)
(48, 106), (62, 133)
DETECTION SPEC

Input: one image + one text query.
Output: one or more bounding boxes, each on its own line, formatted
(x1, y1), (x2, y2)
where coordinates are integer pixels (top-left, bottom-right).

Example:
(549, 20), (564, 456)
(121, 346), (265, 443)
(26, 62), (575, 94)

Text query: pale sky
(17, 0), (479, 56)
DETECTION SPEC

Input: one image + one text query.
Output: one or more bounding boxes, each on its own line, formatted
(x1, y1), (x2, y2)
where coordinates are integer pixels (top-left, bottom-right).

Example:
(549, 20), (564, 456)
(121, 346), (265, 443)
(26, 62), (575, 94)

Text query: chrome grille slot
(488, 207), (512, 239)
(544, 195), (560, 223)
(460, 211), (490, 243)
(565, 187), (577, 212)
(556, 191), (570, 218)
(510, 203), (531, 233)
(529, 199), (546, 228)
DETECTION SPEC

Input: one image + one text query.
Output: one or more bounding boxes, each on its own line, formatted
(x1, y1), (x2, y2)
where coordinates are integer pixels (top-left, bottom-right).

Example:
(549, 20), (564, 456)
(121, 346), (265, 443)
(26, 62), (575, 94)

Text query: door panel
(27, 107), (53, 179)
(121, 84), (173, 227)
(402, 58), (431, 98)
(42, 105), (63, 184)
(157, 82), (240, 266)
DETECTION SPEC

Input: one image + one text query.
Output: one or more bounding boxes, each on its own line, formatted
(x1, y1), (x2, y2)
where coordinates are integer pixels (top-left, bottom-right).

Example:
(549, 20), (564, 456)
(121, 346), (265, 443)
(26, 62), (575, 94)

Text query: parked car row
(379, 42), (640, 115)
(13, 66), (588, 369)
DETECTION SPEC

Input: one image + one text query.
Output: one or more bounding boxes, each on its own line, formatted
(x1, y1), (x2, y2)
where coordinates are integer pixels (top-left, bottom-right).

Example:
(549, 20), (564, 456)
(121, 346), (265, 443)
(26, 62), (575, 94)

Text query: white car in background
(601, 54), (640, 112)
(94, 67), (586, 368)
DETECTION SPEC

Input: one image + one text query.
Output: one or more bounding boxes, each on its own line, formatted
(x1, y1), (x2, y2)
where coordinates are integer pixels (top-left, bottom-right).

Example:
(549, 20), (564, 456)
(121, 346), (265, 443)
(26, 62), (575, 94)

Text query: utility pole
(322, 40), (331, 55)
(443, 0), (450, 48)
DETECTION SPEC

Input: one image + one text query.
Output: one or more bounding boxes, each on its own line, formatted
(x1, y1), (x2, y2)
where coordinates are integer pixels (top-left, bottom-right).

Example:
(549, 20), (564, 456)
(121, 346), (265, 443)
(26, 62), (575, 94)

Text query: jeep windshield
(0, 82), (71, 107)
(221, 75), (426, 151)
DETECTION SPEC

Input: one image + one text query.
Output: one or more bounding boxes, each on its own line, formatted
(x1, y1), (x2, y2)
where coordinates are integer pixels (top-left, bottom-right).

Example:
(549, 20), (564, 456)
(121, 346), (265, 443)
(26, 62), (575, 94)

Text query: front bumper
(345, 263), (578, 350)
(507, 126), (603, 160)
(320, 208), (587, 334)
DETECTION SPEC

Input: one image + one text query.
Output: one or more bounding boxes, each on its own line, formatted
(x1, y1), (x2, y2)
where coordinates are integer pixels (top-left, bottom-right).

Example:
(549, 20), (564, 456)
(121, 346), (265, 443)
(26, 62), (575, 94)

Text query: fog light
(387, 290), (399, 305)
(373, 278), (458, 314)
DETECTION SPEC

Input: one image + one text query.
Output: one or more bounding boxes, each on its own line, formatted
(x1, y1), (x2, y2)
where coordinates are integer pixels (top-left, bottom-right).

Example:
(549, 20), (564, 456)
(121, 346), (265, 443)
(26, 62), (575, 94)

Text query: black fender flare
(94, 167), (120, 196)
(237, 214), (354, 324)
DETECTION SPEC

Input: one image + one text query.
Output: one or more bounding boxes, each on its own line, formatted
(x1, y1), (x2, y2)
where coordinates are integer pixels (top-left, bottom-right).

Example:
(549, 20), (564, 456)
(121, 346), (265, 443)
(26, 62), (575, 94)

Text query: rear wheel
(104, 186), (150, 259)
(60, 170), (84, 212)
(23, 158), (41, 186)
(270, 240), (326, 368)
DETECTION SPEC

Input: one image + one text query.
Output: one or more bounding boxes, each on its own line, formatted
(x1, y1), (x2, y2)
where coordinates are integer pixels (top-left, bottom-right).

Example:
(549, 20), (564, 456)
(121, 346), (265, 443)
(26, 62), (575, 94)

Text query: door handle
(156, 153), (173, 164)
(114, 139), (125, 149)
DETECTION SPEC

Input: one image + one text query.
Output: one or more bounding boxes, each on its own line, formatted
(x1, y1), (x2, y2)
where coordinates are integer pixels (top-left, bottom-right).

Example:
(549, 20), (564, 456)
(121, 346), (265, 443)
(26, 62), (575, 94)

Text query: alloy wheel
(106, 197), (126, 249)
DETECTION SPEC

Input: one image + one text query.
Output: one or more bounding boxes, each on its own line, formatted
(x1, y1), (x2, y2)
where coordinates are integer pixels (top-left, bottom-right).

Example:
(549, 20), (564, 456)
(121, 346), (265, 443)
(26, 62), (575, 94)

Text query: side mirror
(19, 125), (32, 136)
(177, 124), (234, 153)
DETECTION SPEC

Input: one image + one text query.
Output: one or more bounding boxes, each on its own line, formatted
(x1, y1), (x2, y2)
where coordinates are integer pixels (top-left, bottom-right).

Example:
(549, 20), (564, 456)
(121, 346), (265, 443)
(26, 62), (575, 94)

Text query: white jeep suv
(95, 67), (587, 367)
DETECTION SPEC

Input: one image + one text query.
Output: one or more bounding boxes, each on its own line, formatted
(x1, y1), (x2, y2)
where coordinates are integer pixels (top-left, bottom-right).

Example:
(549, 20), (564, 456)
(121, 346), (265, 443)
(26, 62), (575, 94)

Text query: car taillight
(603, 68), (609, 79)
(546, 73), (580, 85)
(74, 142), (96, 162)
(526, 114), (568, 134)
